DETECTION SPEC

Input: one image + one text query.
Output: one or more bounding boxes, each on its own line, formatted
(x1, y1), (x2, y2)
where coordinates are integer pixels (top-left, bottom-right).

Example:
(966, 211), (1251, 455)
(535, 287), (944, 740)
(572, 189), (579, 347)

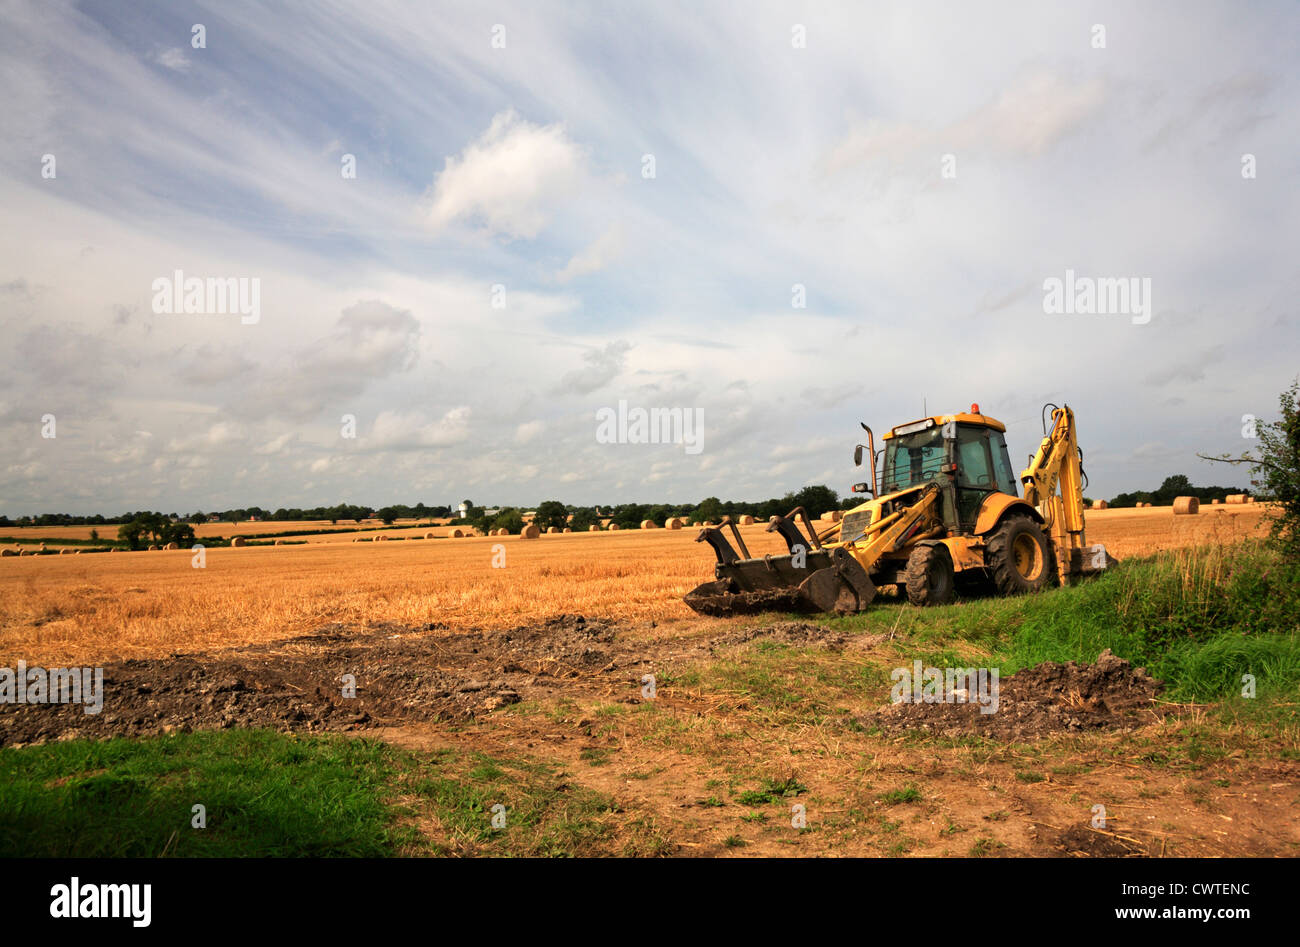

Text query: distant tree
(490, 509), (526, 534)
(694, 497), (723, 524)
(376, 506), (400, 526)
(1201, 378), (1300, 560)
(568, 507), (600, 531)
(534, 501), (569, 532)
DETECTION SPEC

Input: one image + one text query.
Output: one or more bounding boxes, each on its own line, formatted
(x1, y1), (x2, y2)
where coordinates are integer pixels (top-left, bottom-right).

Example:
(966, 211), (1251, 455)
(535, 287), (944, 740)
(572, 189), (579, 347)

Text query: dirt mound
(714, 621), (847, 651)
(862, 649), (1165, 739)
(0, 616), (642, 748)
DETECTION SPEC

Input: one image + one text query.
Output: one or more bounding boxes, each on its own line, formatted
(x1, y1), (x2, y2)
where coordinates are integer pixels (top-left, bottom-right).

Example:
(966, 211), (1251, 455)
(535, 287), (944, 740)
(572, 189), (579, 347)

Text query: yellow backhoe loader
(685, 403), (1115, 616)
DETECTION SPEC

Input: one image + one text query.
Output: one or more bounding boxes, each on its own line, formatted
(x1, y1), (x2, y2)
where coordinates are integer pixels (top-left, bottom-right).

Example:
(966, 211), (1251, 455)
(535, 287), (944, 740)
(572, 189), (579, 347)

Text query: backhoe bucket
(684, 512), (875, 617)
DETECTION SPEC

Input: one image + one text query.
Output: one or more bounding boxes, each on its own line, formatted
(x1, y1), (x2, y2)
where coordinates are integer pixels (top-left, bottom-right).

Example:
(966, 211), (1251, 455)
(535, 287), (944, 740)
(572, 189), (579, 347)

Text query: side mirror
(851, 482), (872, 495)
(853, 444), (864, 466)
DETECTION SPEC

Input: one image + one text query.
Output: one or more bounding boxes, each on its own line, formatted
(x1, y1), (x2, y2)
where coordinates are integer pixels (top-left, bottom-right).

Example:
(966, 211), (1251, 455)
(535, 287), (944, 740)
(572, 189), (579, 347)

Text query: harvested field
(0, 505), (1275, 667)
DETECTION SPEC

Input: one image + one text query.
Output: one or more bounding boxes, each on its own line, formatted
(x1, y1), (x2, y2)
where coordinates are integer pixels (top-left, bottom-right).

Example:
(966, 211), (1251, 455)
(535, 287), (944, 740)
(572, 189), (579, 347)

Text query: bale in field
(1246, 496), (1256, 504)
(59, 548), (72, 554)
(521, 524), (541, 539)
(231, 537), (247, 547)
(1226, 494), (1246, 505)
(665, 517), (682, 530)
(148, 545), (159, 551)
(273, 539), (285, 545)
(546, 526), (559, 534)
(589, 525), (600, 531)
(608, 523), (620, 530)
(450, 528), (465, 538)
(426, 531), (436, 539)
(165, 541), (180, 549)
(39, 543), (46, 551)
(640, 520), (655, 529)
(562, 527), (572, 533)
(1172, 496), (1200, 515)
(1, 547), (16, 557)
(1093, 500), (1108, 510)
(1211, 498), (1221, 505)
(738, 515), (755, 525)
(820, 510), (843, 522)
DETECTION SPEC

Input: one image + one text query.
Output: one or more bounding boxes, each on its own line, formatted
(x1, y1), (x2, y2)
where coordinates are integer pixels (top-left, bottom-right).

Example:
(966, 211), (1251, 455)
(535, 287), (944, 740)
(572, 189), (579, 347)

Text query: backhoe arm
(1020, 405), (1089, 582)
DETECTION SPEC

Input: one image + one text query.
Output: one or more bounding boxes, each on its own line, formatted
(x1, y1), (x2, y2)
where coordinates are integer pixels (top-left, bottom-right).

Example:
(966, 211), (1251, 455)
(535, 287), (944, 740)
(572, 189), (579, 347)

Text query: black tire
(985, 514), (1053, 596)
(903, 544), (955, 606)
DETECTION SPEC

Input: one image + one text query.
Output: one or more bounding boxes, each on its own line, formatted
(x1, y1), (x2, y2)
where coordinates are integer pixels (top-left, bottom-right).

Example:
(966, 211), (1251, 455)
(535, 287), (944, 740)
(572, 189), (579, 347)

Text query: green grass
(0, 732), (665, 858)
(879, 784), (922, 804)
(822, 540), (1300, 704)
(734, 777), (807, 806)
(0, 730), (412, 857)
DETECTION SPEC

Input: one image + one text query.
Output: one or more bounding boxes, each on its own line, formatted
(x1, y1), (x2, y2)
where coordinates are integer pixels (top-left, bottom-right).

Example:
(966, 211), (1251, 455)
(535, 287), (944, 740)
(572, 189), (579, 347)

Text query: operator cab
(880, 406), (1018, 529)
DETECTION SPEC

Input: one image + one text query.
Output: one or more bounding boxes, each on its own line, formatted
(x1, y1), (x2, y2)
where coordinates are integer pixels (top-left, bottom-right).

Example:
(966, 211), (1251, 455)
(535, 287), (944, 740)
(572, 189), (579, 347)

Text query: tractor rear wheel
(986, 515), (1053, 595)
(904, 544), (955, 606)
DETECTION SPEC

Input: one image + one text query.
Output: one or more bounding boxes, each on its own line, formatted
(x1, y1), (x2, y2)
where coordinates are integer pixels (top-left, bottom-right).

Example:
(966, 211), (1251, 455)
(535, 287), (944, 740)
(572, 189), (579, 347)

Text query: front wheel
(904, 544), (956, 606)
(985, 514), (1053, 595)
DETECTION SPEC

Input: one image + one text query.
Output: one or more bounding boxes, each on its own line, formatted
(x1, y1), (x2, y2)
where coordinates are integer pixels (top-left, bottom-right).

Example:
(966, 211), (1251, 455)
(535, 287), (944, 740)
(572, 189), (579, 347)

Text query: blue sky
(1, 0), (1297, 514)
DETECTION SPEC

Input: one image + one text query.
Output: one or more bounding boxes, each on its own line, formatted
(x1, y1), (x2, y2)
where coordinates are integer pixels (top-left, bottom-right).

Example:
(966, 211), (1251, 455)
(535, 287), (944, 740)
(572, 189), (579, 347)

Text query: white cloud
(426, 109), (587, 239)
(368, 406), (472, 449)
(556, 225), (625, 282)
(515, 419), (545, 443)
(155, 48), (190, 72)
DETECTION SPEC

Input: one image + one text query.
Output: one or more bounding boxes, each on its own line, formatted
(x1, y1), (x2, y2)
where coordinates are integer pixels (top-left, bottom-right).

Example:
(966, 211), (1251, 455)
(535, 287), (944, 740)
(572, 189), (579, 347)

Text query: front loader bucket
(684, 513), (876, 617)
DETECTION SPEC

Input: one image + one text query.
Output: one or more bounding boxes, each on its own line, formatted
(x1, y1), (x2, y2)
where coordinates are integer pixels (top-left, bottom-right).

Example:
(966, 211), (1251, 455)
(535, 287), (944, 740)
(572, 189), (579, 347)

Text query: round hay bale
(165, 542), (180, 550)
(20, 549), (33, 556)
(820, 510), (843, 522)
(38, 543), (46, 551)
(148, 545), (159, 551)
(608, 523), (620, 531)
(1211, 498), (1221, 505)
(59, 548), (72, 554)
(521, 524), (541, 539)
(231, 537), (247, 547)
(1093, 500), (1108, 510)
(1246, 496), (1256, 504)
(640, 520), (655, 529)
(0, 547), (16, 557)
(738, 515), (755, 525)
(272, 539), (285, 546)
(450, 528), (464, 538)
(589, 525), (600, 532)
(664, 517), (682, 530)
(1172, 496), (1200, 515)
(425, 531), (436, 539)
(546, 526), (559, 534)
(1226, 494), (1246, 505)
(562, 527), (572, 533)
(74, 549), (82, 554)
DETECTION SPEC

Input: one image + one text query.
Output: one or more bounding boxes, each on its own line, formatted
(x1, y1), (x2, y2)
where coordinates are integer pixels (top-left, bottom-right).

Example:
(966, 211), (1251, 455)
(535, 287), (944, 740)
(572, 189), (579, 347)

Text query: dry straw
(521, 524), (541, 539)
(1172, 496), (1200, 515)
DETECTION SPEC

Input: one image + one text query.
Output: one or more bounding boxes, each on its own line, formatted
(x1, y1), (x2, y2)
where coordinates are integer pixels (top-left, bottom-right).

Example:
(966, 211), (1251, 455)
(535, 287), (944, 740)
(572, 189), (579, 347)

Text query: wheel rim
(1011, 533), (1043, 581)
